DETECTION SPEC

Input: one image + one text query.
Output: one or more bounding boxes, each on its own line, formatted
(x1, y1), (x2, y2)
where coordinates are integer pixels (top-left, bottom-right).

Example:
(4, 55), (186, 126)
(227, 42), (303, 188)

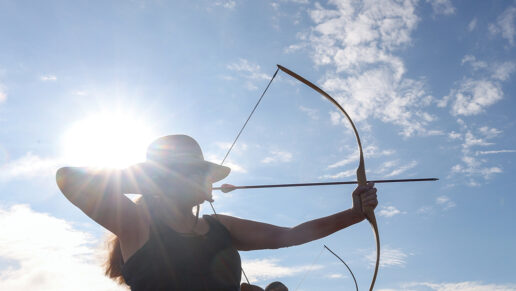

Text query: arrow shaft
(214, 178), (438, 191)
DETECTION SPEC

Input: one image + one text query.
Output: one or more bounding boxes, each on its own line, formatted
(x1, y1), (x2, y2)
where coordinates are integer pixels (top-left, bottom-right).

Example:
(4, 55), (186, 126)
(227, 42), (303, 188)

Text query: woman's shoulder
(204, 214), (235, 233)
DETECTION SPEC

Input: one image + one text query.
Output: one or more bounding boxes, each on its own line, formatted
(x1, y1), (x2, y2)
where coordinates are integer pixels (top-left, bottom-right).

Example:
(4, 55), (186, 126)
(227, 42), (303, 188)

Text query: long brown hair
(104, 196), (201, 285)
(105, 234), (126, 285)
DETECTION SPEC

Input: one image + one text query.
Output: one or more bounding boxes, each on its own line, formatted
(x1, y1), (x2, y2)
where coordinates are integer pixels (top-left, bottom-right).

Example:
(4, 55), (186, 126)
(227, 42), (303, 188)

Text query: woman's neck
(154, 198), (199, 232)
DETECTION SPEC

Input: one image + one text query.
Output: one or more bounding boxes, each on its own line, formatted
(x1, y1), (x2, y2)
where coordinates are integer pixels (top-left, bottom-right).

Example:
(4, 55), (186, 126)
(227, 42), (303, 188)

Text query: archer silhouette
(56, 134), (378, 290)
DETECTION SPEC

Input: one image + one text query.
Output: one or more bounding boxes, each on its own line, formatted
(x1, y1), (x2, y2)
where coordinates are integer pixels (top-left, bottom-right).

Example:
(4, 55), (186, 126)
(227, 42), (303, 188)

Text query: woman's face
(147, 166), (212, 206)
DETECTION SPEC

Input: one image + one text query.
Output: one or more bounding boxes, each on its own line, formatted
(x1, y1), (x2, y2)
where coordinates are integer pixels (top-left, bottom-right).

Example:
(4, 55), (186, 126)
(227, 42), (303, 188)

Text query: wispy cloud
(242, 258), (322, 283)
(489, 5), (516, 46)
(378, 205), (402, 217)
(448, 127), (504, 183)
(436, 195), (456, 210)
(261, 150), (293, 164)
(0, 204), (126, 291)
(426, 0), (455, 16)
(299, 106), (319, 120)
(40, 74), (57, 81)
(384, 160), (417, 177)
(461, 55), (488, 70)
(476, 149), (516, 155)
(468, 18), (478, 32)
(367, 247), (408, 268)
(319, 169), (355, 180)
(328, 145), (394, 169)
(226, 59), (271, 90)
(214, 0), (236, 9)
(478, 126), (502, 138)
(0, 152), (61, 182)
(405, 281), (516, 291)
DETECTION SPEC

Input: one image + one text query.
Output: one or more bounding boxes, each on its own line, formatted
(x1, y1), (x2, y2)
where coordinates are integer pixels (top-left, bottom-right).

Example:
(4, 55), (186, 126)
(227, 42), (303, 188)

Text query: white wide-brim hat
(137, 134), (230, 183)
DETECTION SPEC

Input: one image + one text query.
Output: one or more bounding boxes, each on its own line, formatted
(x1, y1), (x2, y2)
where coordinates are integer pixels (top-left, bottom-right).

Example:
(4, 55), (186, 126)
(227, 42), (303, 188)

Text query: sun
(61, 112), (156, 169)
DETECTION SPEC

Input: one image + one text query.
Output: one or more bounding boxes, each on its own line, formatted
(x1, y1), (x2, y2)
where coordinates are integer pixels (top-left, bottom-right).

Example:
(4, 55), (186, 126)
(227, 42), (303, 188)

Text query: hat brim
(132, 160), (231, 183)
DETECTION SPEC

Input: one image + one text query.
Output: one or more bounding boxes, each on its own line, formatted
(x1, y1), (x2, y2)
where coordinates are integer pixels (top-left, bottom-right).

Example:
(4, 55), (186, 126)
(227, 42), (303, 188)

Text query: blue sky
(0, 0), (515, 290)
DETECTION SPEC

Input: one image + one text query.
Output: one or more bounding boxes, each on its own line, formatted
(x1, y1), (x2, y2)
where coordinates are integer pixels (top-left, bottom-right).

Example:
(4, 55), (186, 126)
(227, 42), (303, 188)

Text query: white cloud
(242, 258), (322, 283)
(367, 247), (408, 268)
(227, 59), (270, 80)
(468, 18), (477, 32)
(326, 273), (344, 279)
(299, 106), (319, 120)
(476, 149), (516, 155)
(489, 6), (516, 46)
(445, 79), (503, 116)
(328, 145), (394, 169)
(463, 131), (492, 149)
(478, 126), (501, 139)
(426, 0), (455, 16)
(0, 152), (61, 182)
(261, 151), (293, 164)
(378, 205), (401, 217)
(214, 1), (236, 9)
(436, 195), (456, 210)
(0, 204), (126, 291)
(445, 126), (503, 184)
(227, 59), (272, 91)
(72, 90), (88, 96)
(491, 61), (516, 81)
(448, 131), (461, 139)
(406, 281), (516, 291)
(302, 0), (438, 137)
(319, 169), (355, 180)
(441, 56), (513, 116)
(461, 55), (487, 70)
(385, 160), (417, 177)
(461, 56), (515, 81)
(40, 75), (57, 81)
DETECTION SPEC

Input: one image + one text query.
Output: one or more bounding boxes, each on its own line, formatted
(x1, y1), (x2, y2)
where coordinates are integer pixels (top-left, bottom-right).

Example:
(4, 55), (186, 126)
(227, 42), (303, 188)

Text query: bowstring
(294, 246), (325, 291)
(209, 67), (280, 285)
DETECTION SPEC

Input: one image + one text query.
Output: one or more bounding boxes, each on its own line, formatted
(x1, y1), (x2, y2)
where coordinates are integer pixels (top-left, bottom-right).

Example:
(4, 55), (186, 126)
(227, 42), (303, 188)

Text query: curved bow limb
(277, 65), (380, 291)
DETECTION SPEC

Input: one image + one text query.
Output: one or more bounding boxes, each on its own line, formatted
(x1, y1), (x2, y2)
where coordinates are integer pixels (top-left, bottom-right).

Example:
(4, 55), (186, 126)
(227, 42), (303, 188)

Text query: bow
(276, 65), (379, 291)
(215, 64), (380, 289)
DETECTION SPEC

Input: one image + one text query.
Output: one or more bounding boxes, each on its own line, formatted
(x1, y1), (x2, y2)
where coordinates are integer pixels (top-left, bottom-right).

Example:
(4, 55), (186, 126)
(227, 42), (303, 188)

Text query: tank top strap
(203, 214), (230, 236)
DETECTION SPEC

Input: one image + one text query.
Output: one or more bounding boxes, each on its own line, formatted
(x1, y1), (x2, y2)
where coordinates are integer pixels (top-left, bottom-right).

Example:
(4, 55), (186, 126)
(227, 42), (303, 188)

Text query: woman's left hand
(351, 182), (378, 219)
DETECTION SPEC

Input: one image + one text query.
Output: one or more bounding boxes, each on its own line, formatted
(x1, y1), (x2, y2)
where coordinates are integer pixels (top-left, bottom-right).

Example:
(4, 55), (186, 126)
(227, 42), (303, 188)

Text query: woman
(56, 134), (378, 290)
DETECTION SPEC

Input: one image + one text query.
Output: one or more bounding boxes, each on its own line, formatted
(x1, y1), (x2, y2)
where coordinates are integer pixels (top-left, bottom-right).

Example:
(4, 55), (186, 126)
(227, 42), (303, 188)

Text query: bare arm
(56, 166), (148, 237)
(217, 184), (377, 251)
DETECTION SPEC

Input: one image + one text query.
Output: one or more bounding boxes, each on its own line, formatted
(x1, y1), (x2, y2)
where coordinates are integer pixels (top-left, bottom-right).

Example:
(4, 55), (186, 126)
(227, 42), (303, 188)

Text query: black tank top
(121, 214), (241, 291)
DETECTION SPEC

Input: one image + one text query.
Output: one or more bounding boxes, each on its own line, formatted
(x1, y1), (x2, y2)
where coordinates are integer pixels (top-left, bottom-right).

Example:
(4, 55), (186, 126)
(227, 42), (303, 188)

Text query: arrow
(214, 178), (438, 193)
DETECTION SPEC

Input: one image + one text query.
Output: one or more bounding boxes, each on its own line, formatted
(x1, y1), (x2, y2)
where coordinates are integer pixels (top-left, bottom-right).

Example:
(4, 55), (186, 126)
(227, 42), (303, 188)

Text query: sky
(0, 0), (515, 290)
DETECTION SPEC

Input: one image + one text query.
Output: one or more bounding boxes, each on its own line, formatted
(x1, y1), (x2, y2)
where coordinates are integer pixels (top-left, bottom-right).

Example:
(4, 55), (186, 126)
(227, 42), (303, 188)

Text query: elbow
(271, 229), (296, 249)
(56, 167), (72, 195)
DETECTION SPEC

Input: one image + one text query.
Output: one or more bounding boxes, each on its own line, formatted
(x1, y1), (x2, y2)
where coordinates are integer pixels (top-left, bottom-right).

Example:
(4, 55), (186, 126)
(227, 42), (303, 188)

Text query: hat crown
(146, 135), (204, 165)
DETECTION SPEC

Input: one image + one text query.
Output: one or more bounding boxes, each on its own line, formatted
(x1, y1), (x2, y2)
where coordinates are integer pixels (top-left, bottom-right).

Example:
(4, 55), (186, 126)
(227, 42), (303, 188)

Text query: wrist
(350, 207), (366, 223)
